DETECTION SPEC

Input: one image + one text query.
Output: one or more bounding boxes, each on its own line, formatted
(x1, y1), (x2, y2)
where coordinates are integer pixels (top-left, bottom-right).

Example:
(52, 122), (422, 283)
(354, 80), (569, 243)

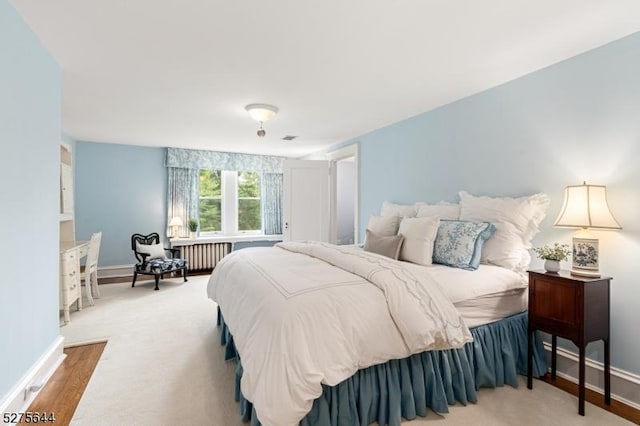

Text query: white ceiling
(10, 1), (640, 158)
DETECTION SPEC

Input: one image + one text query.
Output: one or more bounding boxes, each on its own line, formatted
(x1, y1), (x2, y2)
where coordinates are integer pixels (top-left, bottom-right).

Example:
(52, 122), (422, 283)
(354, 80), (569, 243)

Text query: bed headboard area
(366, 191), (549, 275)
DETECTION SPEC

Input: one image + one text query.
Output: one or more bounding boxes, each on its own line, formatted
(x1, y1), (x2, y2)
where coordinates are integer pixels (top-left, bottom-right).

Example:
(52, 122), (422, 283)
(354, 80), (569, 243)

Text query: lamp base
(570, 268), (601, 278)
(571, 233), (600, 279)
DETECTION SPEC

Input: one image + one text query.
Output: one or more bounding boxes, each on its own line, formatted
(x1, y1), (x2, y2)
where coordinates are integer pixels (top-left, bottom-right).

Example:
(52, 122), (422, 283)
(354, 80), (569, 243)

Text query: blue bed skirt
(217, 308), (547, 426)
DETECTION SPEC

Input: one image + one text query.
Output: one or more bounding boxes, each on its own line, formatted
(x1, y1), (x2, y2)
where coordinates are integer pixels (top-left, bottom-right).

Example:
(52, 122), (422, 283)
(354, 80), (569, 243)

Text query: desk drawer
(61, 250), (77, 263)
(64, 270), (79, 291)
(60, 250), (81, 305)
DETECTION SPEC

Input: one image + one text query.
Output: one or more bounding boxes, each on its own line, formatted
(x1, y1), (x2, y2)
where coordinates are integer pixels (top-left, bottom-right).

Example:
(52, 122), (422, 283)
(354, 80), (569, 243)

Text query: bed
(207, 241), (548, 426)
(209, 192), (551, 425)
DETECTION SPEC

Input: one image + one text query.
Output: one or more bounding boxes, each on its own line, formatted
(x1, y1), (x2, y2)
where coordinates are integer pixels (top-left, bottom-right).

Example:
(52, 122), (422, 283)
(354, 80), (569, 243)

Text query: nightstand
(526, 270), (611, 415)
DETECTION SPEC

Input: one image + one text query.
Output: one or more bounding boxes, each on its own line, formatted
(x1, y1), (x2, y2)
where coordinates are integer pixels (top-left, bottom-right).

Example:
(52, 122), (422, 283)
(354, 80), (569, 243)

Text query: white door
(283, 160), (330, 242)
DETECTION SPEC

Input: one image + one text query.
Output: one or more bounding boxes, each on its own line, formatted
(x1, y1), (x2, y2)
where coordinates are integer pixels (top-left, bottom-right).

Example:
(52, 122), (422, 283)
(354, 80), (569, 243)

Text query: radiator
(180, 242), (231, 271)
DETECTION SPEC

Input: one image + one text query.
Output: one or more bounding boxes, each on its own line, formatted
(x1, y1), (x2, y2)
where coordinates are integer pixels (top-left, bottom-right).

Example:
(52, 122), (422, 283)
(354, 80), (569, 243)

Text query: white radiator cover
(179, 242), (231, 271)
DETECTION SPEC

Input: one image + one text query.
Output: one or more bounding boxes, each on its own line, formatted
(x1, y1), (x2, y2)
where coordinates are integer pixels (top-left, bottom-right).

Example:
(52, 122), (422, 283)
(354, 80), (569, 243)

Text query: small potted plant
(532, 243), (571, 273)
(187, 218), (199, 238)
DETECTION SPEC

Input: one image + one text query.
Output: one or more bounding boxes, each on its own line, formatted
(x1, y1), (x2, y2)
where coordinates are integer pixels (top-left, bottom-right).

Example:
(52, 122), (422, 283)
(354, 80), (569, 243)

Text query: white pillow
(397, 217), (440, 266)
(479, 221), (529, 271)
(459, 191), (550, 272)
(136, 242), (166, 260)
(380, 201), (417, 218)
(367, 215), (400, 237)
(459, 191), (549, 243)
(416, 202), (461, 220)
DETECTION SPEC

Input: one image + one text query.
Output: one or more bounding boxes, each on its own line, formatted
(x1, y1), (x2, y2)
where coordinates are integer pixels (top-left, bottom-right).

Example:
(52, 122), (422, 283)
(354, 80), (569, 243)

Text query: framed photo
(572, 237), (599, 272)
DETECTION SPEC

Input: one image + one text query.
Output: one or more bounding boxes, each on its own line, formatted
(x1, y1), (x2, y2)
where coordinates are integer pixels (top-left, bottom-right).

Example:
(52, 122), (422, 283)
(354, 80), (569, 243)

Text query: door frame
(326, 144), (360, 245)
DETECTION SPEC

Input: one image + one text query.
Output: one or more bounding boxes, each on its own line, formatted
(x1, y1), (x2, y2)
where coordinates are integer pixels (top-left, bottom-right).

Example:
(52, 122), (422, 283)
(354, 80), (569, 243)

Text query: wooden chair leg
(132, 271), (138, 287)
(91, 271), (100, 298)
(183, 268), (188, 282)
(154, 274), (160, 291)
(84, 279), (95, 306)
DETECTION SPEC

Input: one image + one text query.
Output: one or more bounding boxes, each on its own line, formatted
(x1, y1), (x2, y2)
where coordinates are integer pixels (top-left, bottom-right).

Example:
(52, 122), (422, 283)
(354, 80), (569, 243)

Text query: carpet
(62, 276), (631, 426)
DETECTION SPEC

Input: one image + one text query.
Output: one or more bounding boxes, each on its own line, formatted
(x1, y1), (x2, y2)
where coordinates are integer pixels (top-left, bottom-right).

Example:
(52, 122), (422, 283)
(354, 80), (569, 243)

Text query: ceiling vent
(282, 135), (298, 141)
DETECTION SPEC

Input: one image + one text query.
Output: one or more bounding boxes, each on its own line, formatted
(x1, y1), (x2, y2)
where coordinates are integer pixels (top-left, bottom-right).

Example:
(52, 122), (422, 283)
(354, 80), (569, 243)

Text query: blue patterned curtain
(166, 148), (285, 173)
(166, 168), (199, 237)
(262, 173), (283, 235)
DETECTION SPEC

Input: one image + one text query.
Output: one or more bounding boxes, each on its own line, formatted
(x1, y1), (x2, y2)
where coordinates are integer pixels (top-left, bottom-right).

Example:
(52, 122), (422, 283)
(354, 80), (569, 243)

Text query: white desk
(60, 241), (88, 324)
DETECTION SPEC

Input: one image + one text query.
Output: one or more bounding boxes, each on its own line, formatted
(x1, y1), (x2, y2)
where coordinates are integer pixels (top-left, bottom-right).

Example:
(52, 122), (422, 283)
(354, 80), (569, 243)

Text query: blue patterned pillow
(433, 220), (496, 270)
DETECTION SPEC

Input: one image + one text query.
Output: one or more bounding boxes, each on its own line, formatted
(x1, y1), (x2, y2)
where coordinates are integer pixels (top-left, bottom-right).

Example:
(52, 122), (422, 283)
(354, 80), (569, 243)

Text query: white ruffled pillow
(136, 242), (166, 260)
(397, 217), (440, 266)
(415, 202), (461, 220)
(366, 214), (400, 237)
(458, 191), (550, 272)
(380, 201), (418, 218)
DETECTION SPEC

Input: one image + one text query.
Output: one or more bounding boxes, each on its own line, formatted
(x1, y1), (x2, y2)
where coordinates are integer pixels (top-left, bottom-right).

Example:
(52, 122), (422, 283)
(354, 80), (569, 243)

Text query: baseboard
(543, 342), (640, 409)
(97, 264), (134, 279)
(0, 336), (65, 416)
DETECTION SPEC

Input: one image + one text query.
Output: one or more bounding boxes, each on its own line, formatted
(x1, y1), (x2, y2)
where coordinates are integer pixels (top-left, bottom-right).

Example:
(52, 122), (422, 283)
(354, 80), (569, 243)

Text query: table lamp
(554, 182), (621, 277)
(169, 216), (183, 238)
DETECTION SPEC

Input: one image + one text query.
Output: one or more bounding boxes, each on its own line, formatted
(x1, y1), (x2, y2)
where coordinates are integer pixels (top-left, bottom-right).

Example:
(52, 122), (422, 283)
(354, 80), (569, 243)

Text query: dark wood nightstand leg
(579, 345), (586, 416)
(604, 338), (611, 405)
(551, 335), (557, 380)
(527, 327), (533, 389)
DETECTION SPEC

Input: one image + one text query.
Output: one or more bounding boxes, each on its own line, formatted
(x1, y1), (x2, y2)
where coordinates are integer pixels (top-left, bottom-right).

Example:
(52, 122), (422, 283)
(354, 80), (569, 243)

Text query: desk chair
(81, 232), (102, 306)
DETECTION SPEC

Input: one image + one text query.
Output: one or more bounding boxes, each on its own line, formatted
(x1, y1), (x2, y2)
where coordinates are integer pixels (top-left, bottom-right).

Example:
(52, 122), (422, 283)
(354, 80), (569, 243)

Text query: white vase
(189, 231), (197, 239)
(544, 259), (560, 273)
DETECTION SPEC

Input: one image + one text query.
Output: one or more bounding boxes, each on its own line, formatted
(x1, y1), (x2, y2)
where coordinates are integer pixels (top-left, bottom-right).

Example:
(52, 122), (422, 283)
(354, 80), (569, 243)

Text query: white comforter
(207, 242), (472, 426)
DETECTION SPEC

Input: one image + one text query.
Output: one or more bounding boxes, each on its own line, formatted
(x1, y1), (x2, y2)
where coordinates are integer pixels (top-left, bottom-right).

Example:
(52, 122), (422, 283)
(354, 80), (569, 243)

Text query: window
(198, 170), (262, 235)
(199, 170), (222, 232)
(237, 171), (261, 231)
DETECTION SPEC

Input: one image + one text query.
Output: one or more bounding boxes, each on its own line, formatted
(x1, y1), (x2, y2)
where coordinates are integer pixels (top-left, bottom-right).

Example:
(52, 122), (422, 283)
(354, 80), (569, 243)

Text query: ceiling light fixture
(245, 103), (278, 137)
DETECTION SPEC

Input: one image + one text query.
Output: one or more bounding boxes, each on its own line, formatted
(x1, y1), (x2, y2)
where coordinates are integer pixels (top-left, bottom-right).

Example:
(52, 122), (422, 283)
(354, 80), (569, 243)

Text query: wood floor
(24, 342), (106, 425)
(542, 373), (640, 425)
(21, 341), (639, 425)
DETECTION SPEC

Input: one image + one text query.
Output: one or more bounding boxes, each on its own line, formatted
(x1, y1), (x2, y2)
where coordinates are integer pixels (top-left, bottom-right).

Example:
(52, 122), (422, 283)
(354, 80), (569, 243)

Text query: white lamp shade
(169, 216), (183, 227)
(245, 104), (278, 123)
(554, 184), (621, 229)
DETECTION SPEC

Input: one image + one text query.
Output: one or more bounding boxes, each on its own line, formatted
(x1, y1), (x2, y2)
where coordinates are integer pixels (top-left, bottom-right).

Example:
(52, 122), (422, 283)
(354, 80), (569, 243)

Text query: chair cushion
(136, 258), (188, 274)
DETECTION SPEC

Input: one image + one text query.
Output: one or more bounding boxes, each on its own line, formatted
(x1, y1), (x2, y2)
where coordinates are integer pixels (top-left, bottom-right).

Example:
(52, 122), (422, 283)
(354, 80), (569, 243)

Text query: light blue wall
(74, 142), (287, 265)
(0, 0), (61, 400)
(75, 142), (167, 266)
(344, 32), (640, 375)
